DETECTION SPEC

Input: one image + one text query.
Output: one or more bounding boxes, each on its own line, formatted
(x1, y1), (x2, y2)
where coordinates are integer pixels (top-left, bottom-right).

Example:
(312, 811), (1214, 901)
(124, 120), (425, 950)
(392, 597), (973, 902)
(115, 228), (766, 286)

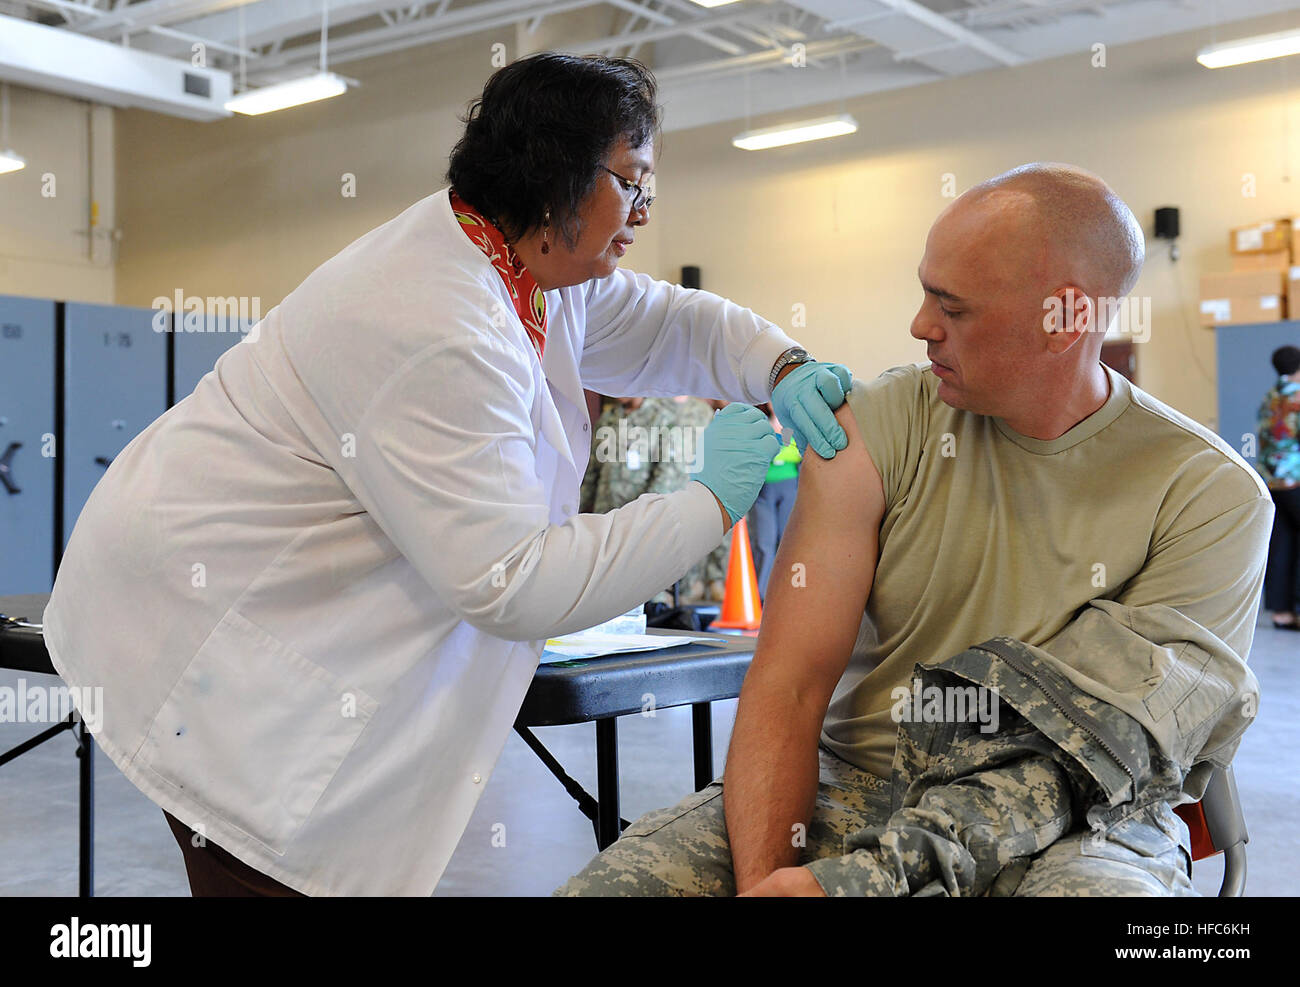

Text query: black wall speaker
(681, 265), (701, 289)
(1154, 207), (1180, 240)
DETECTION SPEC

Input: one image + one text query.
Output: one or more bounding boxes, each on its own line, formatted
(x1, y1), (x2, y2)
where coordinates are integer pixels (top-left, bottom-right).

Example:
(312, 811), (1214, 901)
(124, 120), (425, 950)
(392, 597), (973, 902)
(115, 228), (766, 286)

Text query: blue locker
(0, 296), (56, 594)
(1214, 320), (1300, 466)
(62, 302), (167, 550)
(173, 310), (252, 404)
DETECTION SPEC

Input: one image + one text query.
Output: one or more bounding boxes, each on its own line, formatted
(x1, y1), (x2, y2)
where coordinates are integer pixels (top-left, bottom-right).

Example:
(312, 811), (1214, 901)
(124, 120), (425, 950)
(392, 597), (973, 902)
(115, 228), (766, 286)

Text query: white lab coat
(42, 187), (799, 895)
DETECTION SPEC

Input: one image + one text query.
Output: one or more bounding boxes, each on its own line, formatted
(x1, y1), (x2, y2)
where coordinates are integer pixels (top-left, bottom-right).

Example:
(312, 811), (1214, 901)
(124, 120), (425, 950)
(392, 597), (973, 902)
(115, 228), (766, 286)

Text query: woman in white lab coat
(42, 52), (851, 896)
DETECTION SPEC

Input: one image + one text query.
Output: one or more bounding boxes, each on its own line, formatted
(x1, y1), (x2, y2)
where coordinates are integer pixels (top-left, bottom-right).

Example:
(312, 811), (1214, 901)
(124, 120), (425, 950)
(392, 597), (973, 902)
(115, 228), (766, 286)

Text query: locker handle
(0, 442), (20, 495)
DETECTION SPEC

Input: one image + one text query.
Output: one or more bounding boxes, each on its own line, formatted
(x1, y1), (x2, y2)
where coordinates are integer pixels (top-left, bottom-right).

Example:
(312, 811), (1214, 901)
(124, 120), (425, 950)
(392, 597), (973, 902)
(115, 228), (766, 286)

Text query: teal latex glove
(692, 403), (783, 526)
(772, 362), (852, 459)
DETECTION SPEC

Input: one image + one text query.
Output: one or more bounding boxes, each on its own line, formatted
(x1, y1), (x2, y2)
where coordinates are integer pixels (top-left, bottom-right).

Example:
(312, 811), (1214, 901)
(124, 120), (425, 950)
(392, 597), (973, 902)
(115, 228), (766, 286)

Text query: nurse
(42, 52), (851, 896)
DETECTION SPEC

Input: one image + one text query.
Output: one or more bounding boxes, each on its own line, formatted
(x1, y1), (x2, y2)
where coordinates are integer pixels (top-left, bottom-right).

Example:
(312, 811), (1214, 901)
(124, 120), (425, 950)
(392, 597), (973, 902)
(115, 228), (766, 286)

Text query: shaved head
(959, 162), (1145, 301)
(911, 162), (1142, 439)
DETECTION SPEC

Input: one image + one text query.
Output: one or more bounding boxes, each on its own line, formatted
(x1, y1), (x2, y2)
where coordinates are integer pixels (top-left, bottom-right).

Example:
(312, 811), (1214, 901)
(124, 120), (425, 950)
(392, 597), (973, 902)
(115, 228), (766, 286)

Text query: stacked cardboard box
(1200, 217), (1296, 326)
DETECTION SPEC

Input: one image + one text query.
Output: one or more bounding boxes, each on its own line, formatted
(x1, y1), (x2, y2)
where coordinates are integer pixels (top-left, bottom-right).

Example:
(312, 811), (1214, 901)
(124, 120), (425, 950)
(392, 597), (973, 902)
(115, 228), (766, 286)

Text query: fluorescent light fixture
(1197, 28), (1300, 69)
(692, 1), (742, 6)
(732, 113), (858, 151)
(225, 71), (347, 115)
(0, 149), (24, 175)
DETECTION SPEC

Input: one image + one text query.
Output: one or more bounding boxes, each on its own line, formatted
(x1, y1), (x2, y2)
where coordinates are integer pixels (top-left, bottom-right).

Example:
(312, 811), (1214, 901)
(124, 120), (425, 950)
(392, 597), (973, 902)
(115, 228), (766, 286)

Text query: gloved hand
(692, 403), (783, 527)
(772, 361), (852, 459)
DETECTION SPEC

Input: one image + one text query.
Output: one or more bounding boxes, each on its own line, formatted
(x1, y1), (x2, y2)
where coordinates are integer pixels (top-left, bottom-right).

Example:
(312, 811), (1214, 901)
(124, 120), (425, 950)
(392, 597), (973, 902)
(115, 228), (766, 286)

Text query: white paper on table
(539, 629), (727, 662)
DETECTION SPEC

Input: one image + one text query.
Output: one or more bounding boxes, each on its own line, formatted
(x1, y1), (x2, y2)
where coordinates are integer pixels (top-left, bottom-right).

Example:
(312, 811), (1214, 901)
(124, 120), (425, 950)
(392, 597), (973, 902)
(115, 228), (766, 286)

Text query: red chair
(1173, 764), (1248, 896)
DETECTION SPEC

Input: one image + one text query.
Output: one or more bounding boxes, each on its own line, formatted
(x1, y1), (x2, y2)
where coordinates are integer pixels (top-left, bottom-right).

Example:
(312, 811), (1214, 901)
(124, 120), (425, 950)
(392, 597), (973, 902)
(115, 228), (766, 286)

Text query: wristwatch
(769, 346), (813, 391)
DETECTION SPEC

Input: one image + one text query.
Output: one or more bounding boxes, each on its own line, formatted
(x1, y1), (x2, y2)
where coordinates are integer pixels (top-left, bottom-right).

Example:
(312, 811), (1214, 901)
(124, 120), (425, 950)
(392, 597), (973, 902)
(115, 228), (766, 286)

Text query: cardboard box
(1289, 266), (1300, 322)
(1200, 269), (1286, 326)
(1231, 218), (1292, 255)
(1231, 248), (1290, 272)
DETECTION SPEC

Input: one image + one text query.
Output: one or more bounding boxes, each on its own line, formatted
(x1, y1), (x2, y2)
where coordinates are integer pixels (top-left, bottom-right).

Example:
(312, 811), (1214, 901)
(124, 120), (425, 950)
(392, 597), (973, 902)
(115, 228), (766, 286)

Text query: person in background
(1256, 344), (1300, 629)
(580, 394), (732, 604)
(747, 402), (801, 600)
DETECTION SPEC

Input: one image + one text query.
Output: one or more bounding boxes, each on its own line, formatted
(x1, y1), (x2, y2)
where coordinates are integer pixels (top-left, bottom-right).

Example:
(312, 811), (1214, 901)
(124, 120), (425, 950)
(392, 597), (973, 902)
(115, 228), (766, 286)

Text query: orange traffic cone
(710, 516), (762, 632)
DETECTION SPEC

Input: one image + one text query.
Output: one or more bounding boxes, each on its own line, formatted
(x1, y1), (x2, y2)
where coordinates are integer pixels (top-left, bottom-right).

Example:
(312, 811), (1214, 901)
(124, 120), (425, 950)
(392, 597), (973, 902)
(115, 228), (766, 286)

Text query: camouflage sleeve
(805, 714), (1076, 897)
(802, 638), (1192, 897)
(579, 443), (600, 515)
(643, 399), (695, 497)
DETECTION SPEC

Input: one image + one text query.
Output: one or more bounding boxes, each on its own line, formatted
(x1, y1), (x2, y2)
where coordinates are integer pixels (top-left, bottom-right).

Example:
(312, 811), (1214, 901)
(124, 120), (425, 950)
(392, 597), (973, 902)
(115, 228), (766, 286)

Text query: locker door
(173, 311), (250, 405)
(62, 302), (167, 550)
(0, 296), (56, 594)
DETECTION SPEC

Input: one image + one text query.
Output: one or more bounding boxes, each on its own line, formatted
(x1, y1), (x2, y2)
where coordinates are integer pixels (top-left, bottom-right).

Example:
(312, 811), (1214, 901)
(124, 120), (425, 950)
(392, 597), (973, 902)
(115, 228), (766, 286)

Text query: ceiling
(4, 0), (1300, 126)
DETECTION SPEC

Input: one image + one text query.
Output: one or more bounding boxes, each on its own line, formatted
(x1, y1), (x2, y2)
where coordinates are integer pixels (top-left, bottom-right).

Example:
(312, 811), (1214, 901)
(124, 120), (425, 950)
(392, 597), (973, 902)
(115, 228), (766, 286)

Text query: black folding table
(516, 628), (756, 849)
(0, 592), (94, 897)
(0, 592), (756, 894)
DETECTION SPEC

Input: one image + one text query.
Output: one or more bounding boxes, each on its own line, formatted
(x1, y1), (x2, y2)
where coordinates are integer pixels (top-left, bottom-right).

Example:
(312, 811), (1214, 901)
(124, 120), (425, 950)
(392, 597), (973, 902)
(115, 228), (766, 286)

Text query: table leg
(76, 717), (94, 898)
(692, 702), (713, 791)
(595, 718), (620, 850)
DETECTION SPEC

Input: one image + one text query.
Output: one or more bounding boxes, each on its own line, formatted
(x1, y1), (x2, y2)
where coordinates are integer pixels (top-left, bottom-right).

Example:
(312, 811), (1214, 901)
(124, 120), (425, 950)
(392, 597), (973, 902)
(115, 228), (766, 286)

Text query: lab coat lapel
(536, 387), (576, 477)
(540, 301), (587, 427)
(537, 292), (585, 482)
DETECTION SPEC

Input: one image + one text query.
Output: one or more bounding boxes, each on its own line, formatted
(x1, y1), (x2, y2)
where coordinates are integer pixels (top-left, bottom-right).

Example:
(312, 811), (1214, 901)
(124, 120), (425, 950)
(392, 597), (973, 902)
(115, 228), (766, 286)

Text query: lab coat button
(471, 773), (482, 784)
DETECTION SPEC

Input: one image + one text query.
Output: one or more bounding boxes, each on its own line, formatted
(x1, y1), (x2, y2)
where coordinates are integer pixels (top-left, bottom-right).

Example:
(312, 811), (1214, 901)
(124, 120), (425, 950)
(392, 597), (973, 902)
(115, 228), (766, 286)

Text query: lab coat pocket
(137, 609), (379, 856)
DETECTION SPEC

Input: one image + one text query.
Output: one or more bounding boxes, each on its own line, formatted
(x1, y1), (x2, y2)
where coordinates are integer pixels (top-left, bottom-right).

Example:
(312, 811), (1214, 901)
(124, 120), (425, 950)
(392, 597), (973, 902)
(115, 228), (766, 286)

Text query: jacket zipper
(973, 640), (1138, 800)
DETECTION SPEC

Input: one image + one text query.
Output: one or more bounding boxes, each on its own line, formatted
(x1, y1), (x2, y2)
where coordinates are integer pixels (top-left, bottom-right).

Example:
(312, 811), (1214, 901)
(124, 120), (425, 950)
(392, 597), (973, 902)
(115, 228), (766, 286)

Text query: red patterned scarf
(449, 189), (548, 362)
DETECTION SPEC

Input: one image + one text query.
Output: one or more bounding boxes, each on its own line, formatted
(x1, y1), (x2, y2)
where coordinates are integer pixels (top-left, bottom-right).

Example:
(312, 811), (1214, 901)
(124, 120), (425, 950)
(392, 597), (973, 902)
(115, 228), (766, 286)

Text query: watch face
(773, 348), (811, 387)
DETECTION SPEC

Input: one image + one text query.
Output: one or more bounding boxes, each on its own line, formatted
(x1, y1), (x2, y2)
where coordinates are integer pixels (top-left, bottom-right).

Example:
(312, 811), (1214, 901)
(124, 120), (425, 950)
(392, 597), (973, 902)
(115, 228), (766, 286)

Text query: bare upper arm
(746, 400), (885, 708)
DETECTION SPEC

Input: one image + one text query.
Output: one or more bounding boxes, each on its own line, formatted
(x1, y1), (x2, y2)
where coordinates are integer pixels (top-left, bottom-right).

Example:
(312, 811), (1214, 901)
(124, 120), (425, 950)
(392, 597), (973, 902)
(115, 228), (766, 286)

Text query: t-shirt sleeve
(1033, 480), (1272, 797)
(843, 363), (928, 513)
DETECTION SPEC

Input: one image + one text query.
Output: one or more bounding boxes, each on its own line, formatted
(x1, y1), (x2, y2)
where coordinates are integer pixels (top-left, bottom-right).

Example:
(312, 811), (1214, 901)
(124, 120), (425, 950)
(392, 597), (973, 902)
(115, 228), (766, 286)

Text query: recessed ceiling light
(0, 149), (26, 175)
(1198, 28), (1300, 69)
(225, 72), (347, 116)
(732, 113), (859, 151)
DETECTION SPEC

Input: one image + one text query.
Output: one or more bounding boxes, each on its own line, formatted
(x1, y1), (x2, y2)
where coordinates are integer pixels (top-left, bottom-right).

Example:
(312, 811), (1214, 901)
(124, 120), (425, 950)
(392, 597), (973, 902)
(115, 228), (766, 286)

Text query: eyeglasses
(602, 166), (656, 212)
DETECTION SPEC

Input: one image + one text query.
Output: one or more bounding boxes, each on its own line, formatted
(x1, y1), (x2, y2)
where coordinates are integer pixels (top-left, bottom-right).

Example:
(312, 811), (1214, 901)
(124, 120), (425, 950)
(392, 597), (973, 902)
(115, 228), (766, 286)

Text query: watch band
(769, 347), (813, 391)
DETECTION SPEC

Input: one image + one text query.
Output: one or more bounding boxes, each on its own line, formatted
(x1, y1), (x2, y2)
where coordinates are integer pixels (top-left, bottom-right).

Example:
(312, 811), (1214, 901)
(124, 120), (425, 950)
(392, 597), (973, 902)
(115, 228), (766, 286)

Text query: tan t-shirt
(821, 362), (1271, 778)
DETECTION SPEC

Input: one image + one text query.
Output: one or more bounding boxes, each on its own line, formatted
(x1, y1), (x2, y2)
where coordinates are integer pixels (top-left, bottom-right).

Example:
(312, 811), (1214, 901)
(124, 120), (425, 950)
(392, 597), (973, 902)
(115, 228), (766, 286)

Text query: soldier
(581, 395), (732, 604)
(557, 162), (1266, 897)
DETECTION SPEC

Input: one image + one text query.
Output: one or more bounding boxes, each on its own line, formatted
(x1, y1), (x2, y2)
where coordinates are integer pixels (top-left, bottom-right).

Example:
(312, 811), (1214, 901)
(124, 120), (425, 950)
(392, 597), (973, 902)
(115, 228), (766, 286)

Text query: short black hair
(446, 52), (660, 249)
(1273, 345), (1300, 376)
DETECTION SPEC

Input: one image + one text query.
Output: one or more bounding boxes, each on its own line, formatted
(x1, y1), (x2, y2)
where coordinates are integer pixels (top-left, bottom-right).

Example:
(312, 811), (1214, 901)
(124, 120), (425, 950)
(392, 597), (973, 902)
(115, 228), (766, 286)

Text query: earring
(541, 209), (550, 255)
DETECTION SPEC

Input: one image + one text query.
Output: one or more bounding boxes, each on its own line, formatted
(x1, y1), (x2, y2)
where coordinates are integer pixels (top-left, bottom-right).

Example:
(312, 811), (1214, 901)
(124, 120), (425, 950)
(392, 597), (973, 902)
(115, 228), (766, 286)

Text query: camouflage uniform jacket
(806, 633), (1257, 897)
(580, 397), (730, 602)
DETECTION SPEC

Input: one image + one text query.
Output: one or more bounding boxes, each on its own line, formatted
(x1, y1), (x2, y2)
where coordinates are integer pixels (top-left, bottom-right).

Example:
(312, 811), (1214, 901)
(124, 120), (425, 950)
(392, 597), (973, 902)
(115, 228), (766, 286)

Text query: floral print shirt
(1257, 375), (1300, 487)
